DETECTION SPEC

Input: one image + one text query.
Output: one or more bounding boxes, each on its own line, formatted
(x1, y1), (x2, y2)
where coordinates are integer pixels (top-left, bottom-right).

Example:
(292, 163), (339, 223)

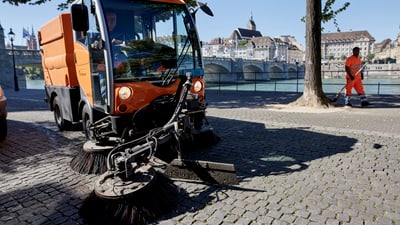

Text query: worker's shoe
(361, 101), (371, 107)
(344, 102), (352, 108)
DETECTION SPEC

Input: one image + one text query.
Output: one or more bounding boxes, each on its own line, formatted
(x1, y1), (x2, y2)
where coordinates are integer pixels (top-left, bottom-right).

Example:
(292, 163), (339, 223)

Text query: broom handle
(348, 62), (367, 79)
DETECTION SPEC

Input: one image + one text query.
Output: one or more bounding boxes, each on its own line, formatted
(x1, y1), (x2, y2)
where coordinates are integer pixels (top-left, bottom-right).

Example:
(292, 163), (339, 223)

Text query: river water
(26, 78), (400, 95)
(207, 78), (400, 95)
(25, 80), (45, 90)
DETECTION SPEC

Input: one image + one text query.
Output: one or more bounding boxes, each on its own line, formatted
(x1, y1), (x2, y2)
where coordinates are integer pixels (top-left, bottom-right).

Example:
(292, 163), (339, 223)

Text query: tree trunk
(291, 0), (331, 108)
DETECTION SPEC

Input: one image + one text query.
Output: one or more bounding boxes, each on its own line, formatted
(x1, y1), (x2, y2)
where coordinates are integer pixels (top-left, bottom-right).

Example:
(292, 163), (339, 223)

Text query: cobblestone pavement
(1, 89), (399, 225)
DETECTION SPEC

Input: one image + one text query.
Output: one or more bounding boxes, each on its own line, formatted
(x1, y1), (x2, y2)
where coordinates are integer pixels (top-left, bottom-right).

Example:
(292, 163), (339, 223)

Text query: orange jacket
(345, 55), (363, 79)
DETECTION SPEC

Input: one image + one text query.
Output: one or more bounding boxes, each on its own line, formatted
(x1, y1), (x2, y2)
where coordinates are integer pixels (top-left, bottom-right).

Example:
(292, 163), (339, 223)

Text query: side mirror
(191, 1), (213, 23)
(71, 4), (89, 32)
(198, 2), (213, 17)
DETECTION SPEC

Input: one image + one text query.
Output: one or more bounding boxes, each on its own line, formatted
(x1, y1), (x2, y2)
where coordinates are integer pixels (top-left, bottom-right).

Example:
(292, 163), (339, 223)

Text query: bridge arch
(243, 64), (268, 80)
(204, 63), (229, 74)
(269, 65), (286, 79)
(204, 63), (237, 83)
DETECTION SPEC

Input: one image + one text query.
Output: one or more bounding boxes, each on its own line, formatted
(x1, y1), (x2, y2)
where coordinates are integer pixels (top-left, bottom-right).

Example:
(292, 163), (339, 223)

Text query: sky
(1, 0), (399, 49)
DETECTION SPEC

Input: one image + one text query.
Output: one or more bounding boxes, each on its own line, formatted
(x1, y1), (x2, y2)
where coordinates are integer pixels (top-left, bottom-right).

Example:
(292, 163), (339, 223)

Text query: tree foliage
(2, 0), (74, 10)
(302, 0), (350, 31)
(2, 0), (197, 9)
(321, 0), (350, 31)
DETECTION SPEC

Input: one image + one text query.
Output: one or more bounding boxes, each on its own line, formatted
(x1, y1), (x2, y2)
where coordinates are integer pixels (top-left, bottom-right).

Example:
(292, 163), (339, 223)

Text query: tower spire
(247, 11), (256, 31)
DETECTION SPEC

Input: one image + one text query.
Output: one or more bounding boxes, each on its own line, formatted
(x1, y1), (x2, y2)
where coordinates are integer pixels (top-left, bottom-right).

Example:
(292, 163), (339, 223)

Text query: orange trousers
(345, 75), (365, 96)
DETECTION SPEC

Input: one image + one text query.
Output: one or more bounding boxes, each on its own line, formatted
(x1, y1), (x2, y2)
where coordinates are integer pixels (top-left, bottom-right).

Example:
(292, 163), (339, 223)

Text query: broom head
(80, 165), (179, 225)
(70, 140), (115, 175)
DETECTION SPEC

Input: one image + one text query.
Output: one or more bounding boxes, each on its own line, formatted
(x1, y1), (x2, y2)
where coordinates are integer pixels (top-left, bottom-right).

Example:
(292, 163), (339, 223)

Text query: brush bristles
(79, 172), (179, 225)
(70, 150), (109, 175)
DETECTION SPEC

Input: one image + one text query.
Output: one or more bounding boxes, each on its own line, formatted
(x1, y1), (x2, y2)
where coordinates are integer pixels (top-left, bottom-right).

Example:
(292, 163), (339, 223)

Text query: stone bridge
(203, 57), (304, 83)
(0, 49), (41, 89)
(0, 49), (305, 89)
(5, 49), (42, 64)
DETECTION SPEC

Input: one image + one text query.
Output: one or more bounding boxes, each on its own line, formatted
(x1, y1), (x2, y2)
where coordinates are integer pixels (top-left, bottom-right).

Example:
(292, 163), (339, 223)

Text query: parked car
(0, 85), (7, 141)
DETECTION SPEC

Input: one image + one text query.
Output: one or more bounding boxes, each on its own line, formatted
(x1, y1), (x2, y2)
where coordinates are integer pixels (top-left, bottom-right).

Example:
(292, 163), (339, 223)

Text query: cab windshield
(103, 1), (202, 83)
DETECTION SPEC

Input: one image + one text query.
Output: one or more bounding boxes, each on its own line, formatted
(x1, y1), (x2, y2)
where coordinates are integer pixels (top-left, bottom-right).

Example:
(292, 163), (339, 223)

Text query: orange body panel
(113, 77), (205, 115)
(114, 80), (180, 115)
(74, 43), (94, 105)
(39, 13), (79, 87)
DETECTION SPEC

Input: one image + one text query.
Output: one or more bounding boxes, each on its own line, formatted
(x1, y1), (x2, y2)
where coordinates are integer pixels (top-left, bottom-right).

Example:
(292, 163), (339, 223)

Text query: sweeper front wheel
(80, 165), (179, 225)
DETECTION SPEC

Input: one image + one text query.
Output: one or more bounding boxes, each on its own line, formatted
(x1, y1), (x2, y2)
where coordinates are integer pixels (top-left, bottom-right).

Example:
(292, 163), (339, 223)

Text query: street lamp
(7, 28), (19, 92)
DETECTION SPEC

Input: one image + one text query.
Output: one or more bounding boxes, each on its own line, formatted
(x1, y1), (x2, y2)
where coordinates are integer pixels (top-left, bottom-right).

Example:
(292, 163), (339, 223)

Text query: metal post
(377, 82), (380, 96)
(296, 62), (299, 93)
(236, 72), (238, 91)
(218, 72), (221, 92)
(254, 72), (257, 92)
(8, 28), (19, 92)
(10, 43), (19, 91)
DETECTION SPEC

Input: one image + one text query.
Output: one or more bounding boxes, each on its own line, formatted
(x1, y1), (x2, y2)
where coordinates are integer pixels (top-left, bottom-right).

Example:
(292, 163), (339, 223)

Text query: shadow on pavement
(0, 120), (85, 174)
(0, 182), (88, 225)
(189, 116), (358, 178)
(157, 116), (359, 221)
(331, 94), (400, 109)
(0, 119), (92, 225)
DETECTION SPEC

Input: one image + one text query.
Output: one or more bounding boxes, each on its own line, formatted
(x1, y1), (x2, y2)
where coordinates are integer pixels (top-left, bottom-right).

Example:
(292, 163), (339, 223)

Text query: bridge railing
(5, 49), (41, 56)
(205, 70), (400, 95)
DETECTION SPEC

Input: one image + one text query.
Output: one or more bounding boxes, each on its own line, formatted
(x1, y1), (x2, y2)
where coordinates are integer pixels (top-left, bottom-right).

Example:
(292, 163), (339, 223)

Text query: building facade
(201, 15), (305, 64)
(373, 33), (400, 63)
(321, 30), (375, 62)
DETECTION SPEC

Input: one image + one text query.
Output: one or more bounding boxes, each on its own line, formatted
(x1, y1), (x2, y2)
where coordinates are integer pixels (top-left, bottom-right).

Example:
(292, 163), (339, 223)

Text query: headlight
(193, 81), (203, 92)
(118, 86), (132, 100)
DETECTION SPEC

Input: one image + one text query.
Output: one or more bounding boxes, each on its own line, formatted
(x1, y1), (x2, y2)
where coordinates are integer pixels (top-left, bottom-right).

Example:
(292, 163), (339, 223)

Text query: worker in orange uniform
(344, 47), (371, 107)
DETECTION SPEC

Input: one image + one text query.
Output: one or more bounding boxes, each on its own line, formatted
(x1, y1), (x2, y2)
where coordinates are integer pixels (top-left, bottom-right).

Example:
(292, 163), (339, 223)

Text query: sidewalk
(205, 90), (400, 137)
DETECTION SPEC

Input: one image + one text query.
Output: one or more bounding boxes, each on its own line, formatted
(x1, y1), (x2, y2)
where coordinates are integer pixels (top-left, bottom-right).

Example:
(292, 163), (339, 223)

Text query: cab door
(73, 0), (109, 112)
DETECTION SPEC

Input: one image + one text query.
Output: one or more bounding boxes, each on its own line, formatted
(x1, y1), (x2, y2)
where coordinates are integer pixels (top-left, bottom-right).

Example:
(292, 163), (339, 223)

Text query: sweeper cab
(39, 0), (210, 144)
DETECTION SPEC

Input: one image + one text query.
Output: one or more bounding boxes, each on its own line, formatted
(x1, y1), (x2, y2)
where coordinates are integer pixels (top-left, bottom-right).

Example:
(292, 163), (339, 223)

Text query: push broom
(330, 62), (367, 102)
(70, 143), (113, 174)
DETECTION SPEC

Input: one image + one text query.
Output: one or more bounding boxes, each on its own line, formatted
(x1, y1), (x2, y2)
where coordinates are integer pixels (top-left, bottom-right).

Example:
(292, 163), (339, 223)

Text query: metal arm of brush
(107, 122), (177, 170)
(166, 72), (192, 125)
(109, 127), (175, 179)
(105, 72), (193, 176)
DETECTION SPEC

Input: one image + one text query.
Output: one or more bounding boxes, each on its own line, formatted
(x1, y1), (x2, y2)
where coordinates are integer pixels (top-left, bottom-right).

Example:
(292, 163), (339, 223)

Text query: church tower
(27, 27), (38, 50)
(246, 13), (256, 31)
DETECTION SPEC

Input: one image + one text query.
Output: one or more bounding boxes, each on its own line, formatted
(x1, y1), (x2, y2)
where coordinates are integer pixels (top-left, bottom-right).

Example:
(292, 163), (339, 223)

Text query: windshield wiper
(162, 15), (194, 86)
(162, 37), (190, 85)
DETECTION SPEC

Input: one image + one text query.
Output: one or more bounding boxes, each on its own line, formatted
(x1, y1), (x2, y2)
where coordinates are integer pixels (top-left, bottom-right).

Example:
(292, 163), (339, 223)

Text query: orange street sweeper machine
(39, 0), (237, 224)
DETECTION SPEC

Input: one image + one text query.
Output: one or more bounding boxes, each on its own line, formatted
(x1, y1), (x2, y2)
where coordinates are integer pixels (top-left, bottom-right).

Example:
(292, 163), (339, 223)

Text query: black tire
(82, 104), (93, 140)
(53, 96), (71, 131)
(0, 118), (7, 141)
